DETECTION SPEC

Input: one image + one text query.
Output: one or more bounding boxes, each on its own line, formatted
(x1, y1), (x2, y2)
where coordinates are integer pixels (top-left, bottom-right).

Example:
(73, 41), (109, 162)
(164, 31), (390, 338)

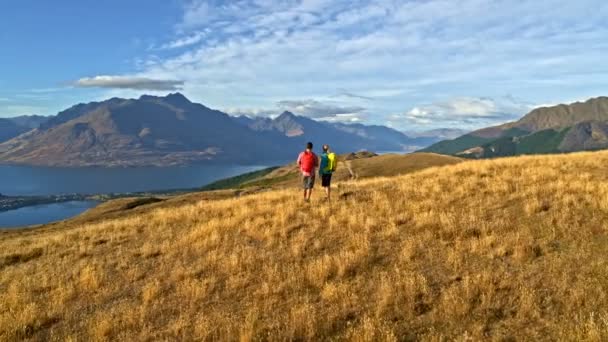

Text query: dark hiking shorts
(302, 175), (315, 189)
(321, 174), (332, 187)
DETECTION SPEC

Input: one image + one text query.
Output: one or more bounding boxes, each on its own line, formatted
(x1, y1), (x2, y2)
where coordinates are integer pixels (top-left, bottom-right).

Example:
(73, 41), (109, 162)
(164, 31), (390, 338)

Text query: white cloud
(396, 96), (535, 127)
(29, 87), (66, 93)
(74, 75), (184, 91)
(224, 98), (367, 123)
(223, 107), (274, 117)
(159, 31), (208, 49)
(276, 99), (365, 118)
(318, 113), (363, 123)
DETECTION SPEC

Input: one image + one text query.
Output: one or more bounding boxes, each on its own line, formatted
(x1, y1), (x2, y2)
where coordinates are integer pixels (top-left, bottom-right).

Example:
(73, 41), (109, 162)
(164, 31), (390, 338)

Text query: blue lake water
(0, 163), (279, 229)
(0, 201), (99, 228)
(0, 164), (274, 196)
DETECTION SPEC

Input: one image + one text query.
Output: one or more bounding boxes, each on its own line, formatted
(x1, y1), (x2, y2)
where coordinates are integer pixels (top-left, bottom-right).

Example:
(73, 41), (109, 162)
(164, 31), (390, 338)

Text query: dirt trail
(345, 160), (357, 179)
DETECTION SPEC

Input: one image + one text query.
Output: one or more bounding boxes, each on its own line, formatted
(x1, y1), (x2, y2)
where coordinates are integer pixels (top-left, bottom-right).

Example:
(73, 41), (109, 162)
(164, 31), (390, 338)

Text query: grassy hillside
(422, 128), (529, 156)
(420, 134), (494, 155)
(470, 128), (571, 158)
(2, 151), (608, 340)
(203, 152), (463, 191)
(201, 167), (280, 190)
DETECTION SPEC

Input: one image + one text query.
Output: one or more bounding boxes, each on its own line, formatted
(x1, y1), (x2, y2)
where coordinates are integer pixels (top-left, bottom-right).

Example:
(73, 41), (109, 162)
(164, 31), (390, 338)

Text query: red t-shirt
(297, 150), (318, 176)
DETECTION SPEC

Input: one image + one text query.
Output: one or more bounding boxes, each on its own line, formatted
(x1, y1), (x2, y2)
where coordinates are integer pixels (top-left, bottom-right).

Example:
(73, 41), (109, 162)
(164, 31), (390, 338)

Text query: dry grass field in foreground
(2, 151), (608, 340)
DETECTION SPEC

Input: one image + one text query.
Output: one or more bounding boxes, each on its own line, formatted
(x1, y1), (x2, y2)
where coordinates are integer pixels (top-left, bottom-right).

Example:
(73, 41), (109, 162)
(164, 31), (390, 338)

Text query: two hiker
(296, 142), (337, 202)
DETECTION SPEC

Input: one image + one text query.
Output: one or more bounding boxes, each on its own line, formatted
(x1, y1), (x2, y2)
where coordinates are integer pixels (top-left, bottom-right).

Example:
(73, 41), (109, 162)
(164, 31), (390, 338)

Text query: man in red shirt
(297, 142), (318, 202)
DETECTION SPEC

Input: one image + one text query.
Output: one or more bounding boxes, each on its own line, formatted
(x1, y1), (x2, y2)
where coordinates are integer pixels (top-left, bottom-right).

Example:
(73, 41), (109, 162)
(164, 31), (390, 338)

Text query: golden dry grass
(241, 152), (463, 189)
(2, 151), (608, 340)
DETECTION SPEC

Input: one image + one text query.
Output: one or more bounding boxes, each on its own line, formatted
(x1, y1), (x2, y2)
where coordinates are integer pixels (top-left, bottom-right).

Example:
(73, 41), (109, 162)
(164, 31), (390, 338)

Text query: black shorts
(321, 173), (332, 187)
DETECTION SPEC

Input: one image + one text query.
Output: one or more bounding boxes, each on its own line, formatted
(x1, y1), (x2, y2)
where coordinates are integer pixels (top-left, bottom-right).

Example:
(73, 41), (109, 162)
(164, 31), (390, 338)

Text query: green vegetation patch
(516, 128), (570, 154)
(479, 128), (571, 158)
(238, 173), (294, 188)
(201, 166), (280, 191)
(422, 127), (530, 156)
(421, 134), (495, 155)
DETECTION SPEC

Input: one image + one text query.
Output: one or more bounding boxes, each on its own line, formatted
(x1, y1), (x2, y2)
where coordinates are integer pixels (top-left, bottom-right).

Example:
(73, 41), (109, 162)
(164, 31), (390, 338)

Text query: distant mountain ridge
(234, 112), (436, 152)
(422, 96), (608, 158)
(0, 93), (442, 167)
(8, 115), (49, 129)
(0, 119), (29, 142)
(0, 115), (50, 143)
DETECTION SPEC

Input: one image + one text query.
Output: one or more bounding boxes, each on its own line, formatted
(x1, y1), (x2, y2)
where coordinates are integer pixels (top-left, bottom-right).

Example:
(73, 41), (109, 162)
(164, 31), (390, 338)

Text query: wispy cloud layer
(276, 100), (366, 119)
(74, 76), (184, 91)
(225, 98), (367, 123)
(87, 0), (608, 129)
(158, 31), (208, 49)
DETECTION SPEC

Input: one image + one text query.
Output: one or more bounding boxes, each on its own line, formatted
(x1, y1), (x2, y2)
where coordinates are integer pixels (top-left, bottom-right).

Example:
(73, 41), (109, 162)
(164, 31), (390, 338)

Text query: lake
(0, 201), (99, 228)
(0, 164), (274, 196)
(0, 164), (277, 229)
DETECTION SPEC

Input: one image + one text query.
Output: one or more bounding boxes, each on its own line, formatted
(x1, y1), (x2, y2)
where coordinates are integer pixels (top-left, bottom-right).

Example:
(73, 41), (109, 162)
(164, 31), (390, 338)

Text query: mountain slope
(0, 94), (291, 167)
(2, 150), (608, 340)
(515, 96), (608, 131)
(423, 96), (608, 157)
(0, 119), (28, 143)
(7, 115), (49, 129)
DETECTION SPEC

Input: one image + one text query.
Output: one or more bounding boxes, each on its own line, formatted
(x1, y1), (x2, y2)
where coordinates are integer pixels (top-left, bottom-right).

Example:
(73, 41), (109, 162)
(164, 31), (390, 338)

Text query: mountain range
(0, 115), (48, 142)
(233, 112), (435, 152)
(0, 93), (441, 167)
(422, 96), (608, 158)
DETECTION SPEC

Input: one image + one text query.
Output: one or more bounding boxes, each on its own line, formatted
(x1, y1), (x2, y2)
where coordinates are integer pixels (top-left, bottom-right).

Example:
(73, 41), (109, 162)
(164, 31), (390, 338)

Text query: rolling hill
(1, 151), (608, 340)
(422, 96), (608, 158)
(202, 152), (462, 191)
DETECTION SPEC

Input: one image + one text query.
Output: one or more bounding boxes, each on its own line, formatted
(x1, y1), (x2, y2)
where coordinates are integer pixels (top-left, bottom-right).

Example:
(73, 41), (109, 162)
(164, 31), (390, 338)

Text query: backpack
(300, 151), (316, 173)
(327, 152), (337, 172)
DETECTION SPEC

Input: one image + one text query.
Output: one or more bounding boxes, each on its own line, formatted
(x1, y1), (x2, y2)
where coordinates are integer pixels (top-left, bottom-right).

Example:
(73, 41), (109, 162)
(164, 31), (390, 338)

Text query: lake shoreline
(0, 165), (284, 213)
(0, 187), (200, 213)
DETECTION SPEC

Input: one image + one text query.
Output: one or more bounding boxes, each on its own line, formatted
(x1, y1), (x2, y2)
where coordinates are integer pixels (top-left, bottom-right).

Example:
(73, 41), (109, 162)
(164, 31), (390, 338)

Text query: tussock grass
(2, 151), (608, 340)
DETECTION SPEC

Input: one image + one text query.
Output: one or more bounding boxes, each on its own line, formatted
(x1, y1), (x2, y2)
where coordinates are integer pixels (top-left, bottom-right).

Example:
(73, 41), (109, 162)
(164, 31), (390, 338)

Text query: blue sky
(1, 0), (607, 131)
